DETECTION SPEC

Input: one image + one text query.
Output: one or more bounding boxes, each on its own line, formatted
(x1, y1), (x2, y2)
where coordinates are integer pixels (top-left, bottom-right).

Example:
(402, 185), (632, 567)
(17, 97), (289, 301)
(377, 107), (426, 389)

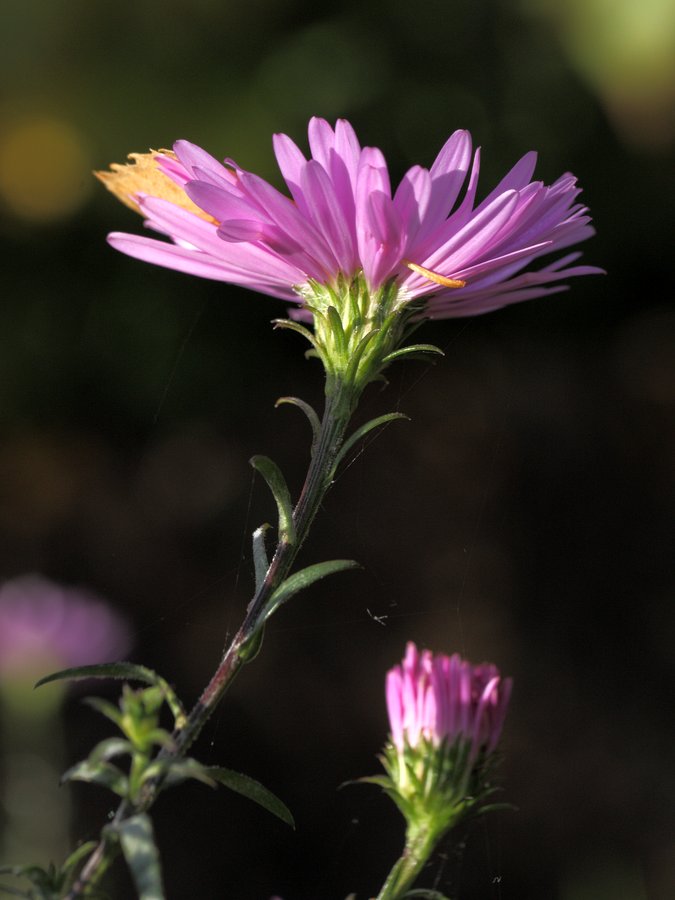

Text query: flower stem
(375, 824), (439, 900)
(65, 384), (354, 898)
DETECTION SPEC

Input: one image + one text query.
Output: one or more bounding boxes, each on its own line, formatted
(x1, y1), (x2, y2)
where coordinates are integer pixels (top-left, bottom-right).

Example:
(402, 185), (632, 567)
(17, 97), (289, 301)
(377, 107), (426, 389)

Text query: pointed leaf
(325, 306), (346, 356)
(35, 663), (187, 731)
(475, 801), (517, 816)
(272, 318), (318, 349)
(0, 863), (55, 896)
(250, 455), (296, 545)
(163, 757), (218, 789)
(35, 662), (163, 690)
(404, 891), (452, 899)
(116, 814), (165, 900)
(334, 413), (409, 472)
(252, 523), (271, 590)
(239, 623), (265, 663)
(82, 696), (124, 728)
(142, 728), (175, 753)
(206, 767), (294, 828)
(275, 397), (321, 454)
(343, 328), (380, 387)
(89, 737), (133, 764)
(350, 775), (393, 789)
(141, 756), (217, 790)
(381, 343), (444, 364)
(0, 866), (52, 885)
(62, 760), (128, 797)
(264, 559), (360, 620)
(0, 866), (38, 877)
(60, 842), (98, 886)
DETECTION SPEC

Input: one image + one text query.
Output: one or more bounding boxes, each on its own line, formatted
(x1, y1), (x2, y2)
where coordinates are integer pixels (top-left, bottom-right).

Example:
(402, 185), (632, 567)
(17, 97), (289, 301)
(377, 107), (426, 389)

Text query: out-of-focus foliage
(524, 0), (675, 149)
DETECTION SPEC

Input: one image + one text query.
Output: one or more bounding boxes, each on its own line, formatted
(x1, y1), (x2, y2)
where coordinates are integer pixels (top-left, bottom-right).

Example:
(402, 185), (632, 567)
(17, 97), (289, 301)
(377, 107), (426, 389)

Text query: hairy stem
(375, 824), (439, 900)
(65, 387), (354, 898)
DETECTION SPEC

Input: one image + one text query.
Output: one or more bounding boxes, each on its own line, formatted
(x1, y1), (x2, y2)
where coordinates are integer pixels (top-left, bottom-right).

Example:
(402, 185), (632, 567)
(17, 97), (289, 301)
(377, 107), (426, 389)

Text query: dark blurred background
(1, 0), (674, 898)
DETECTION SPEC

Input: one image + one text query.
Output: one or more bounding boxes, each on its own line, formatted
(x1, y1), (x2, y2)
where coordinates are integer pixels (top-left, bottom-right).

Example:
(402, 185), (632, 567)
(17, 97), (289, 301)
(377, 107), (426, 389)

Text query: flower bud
(380, 642), (511, 839)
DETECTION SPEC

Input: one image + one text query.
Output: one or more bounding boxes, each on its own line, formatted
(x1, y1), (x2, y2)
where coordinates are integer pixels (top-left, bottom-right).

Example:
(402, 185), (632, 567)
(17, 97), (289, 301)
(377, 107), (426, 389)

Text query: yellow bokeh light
(0, 116), (92, 222)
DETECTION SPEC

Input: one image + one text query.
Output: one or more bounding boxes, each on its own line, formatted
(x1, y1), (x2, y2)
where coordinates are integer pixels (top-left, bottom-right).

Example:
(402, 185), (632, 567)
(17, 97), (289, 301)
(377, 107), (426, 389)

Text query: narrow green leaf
(334, 413), (409, 472)
(475, 801), (516, 816)
(88, 737), (133, 765)
(206, 767), (294, 828)
(116, 814), (165, 900)
(264, 559), (359, 620)
(239, 623), (265, 663)
(35, 661), (161, 690)
(0, 864), (52, 891)
(326, 306), (347, 358)
(143, 728), (175, 753)
(302, 306), (329, 348)
(35, 663), (187, 729)
(404, 891), (452, 899)
(131, 683), (164, 717)
(350, 775), (392, 789)
(252, 523), (271, 590)
(60, 841), (98, 887)
(154, 682), (186, 732)
(61, 760), (128, 797)
(381, 343), (444, 364)
(272, 318), (318, 349)
(343, 328), (380, 387)
(275, 397), (321, 454)
(141, 756), (217, 790)
(0, 866), (40, 877)
(250, 455), (296, 545)
(347, 286), (363, 334)
(82, 696), (124, 729)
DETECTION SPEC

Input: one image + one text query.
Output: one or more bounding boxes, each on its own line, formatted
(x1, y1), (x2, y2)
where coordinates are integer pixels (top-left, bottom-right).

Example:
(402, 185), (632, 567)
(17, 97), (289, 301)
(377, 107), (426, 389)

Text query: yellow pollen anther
(95, 150), (217, 223)
(405, 260), (466, 289)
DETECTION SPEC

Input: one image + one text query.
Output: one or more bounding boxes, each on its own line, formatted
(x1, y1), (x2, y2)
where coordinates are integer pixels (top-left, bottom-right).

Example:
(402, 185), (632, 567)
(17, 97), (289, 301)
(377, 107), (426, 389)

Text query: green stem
(376, 825), (439, 900)
(65, 384), (354, 899)
(166, 384), (352, 761)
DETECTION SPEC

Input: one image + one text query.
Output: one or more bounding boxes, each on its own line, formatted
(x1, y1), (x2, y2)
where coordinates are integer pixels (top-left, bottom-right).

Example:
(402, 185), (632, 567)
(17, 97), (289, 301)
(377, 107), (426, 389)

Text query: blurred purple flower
(386, 642), (511, 761)
(102, 117), (602, 319)
(0, 575), (130, 676)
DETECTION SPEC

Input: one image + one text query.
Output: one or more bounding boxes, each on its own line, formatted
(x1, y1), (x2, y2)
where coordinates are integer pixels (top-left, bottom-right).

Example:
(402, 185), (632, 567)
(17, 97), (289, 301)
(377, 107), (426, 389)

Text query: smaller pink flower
(0, 574), (131, 677)
(386, 642), (511, 761)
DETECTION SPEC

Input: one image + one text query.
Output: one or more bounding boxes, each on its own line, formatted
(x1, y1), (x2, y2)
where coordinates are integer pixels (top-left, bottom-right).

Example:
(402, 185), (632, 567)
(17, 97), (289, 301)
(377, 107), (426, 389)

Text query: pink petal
(393, 165), (432, 245)
(307, 117), (336, 171)
(423, 129), (472, 230)
(422, 190), (520, 274)
(273, 132), (308, 205)
(301, 160), (357, 273)
(173, 139), (234, 182)
(334, 118), (362, 189)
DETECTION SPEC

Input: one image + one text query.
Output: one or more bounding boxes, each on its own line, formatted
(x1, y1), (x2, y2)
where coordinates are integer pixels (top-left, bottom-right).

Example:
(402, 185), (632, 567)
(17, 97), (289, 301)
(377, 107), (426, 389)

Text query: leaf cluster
(361, 739), (507, 843)
(0, 844), (97, 899)
(21, 663), (295, 899)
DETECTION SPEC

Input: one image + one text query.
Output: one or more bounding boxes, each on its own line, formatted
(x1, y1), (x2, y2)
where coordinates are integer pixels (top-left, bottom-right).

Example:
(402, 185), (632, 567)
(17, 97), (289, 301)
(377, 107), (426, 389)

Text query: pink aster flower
(100, 117), (601, 320)
(0, 574), (130, 678)
(386, 642), (511, 762)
